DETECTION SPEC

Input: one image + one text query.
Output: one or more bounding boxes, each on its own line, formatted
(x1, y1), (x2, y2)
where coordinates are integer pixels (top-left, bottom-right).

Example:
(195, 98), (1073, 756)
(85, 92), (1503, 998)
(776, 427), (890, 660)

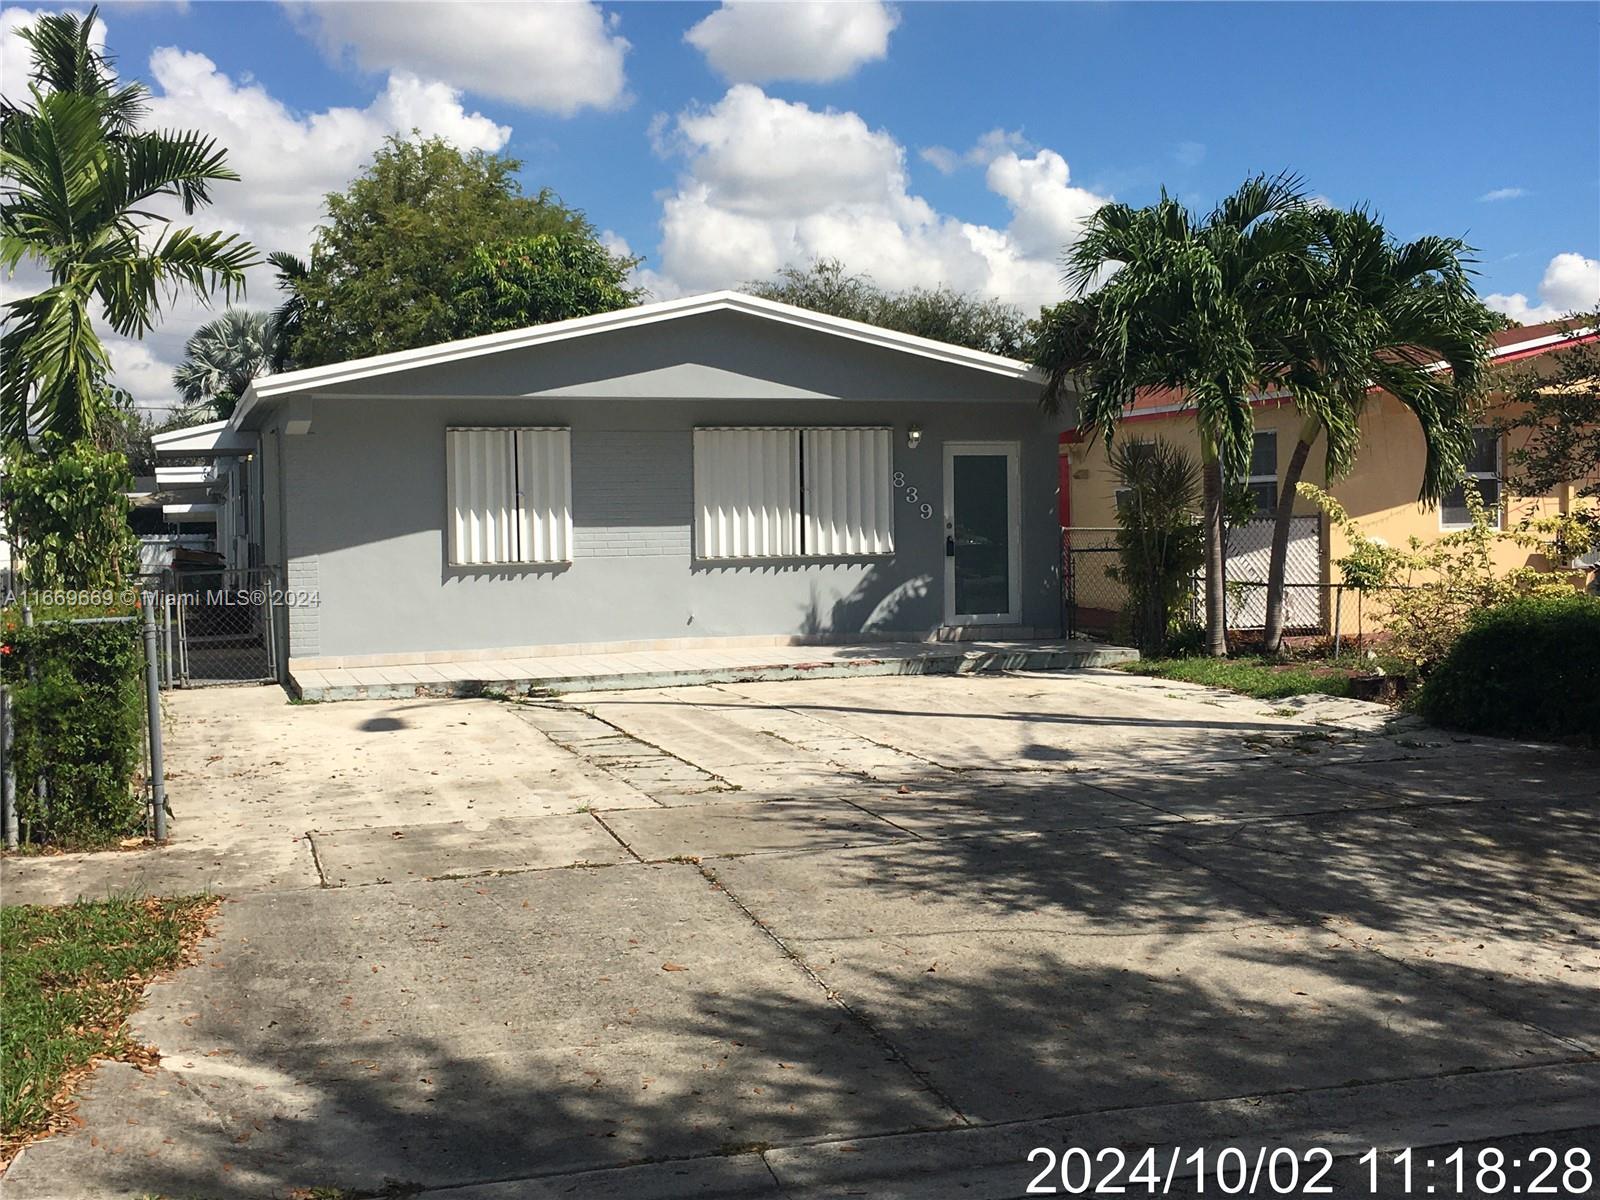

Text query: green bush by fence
(2, 617), (146, 846)
(1416, 592), (1600, 747)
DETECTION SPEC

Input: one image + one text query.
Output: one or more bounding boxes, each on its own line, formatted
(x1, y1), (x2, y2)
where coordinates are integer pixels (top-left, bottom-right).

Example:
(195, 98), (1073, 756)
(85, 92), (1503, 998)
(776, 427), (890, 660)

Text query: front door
(943, 441), (1021, 625)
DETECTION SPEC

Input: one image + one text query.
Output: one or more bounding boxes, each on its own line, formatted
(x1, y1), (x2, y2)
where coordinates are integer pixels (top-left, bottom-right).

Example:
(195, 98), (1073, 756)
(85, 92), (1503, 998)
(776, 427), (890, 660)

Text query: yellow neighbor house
(1059, 320), (1598, 638)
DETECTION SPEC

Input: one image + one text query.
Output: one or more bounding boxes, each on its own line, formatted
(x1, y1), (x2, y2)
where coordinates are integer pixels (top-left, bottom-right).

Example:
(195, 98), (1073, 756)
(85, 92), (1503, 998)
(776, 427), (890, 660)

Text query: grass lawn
(1118, 655), (1358, 700)
(1, 895), (217, 1165)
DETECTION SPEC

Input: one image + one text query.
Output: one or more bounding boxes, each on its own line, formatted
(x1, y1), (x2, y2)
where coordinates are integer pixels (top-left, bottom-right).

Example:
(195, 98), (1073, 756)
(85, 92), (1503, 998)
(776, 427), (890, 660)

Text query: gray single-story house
(170, 291), (1075, 679)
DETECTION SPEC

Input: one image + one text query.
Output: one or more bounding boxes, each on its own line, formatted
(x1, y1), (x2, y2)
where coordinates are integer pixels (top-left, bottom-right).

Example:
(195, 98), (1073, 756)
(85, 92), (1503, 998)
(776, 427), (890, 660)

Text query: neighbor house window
(694, 426), (894, 559)
(1244, 430), (1278, 518)
(446, 427), (572, 565)
(1440, 428), (1501, 529)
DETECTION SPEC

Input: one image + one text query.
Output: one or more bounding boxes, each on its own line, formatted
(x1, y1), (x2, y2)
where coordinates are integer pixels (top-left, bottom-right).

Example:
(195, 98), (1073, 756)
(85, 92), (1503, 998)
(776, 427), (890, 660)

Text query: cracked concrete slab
(846, 772), (1180, 837)
(763, 1063), (1600, 1199)
(308, 813), (633, 886)
(598, 799), (913, 861)
(1081, 757), (1402, 822)
(7, 672), (1598, 1199)
(697, 674), (1351, 773)
(704, 832), (1579, 1124)
(4, 865), (951, 1198)
(1154, 805), (1600, 1048)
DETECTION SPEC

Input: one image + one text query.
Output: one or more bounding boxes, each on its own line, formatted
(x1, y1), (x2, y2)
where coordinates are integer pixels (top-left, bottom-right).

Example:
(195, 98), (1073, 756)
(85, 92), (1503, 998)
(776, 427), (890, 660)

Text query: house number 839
(893, 472), (934, 519)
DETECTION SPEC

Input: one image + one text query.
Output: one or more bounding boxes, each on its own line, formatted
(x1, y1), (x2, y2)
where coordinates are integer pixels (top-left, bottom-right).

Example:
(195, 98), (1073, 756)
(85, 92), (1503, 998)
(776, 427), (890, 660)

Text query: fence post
(162, 590), (174, 689)
(1332, 586), (1343, 657)
(20, 603), (49, 824)
(140, 594), (168, 842)
(2, 684), (16, 851)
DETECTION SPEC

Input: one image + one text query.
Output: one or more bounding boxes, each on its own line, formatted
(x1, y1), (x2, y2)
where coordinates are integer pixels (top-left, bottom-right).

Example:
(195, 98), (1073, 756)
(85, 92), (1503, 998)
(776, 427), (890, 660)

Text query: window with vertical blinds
(803, 427), (894, 556)
(693, 426), (893, 559)
(446, 427), (571, 565)
(693, 428), (801, 559)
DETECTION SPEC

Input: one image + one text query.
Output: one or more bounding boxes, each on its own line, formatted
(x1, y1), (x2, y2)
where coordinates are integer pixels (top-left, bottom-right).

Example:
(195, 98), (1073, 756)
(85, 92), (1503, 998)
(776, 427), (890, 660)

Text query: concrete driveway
(3, 671), (1596, 1198)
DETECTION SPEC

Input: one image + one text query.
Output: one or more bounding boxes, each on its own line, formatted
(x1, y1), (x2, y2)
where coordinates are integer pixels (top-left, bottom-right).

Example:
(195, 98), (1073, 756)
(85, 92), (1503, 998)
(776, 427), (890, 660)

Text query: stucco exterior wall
(273, 397), (1062, 664)
(1064, 391), (1584, 586)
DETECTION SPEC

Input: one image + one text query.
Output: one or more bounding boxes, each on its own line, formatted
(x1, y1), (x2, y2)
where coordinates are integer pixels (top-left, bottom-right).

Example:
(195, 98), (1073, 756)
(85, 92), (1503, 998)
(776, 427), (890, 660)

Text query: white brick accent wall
(571, 431), (691, 559)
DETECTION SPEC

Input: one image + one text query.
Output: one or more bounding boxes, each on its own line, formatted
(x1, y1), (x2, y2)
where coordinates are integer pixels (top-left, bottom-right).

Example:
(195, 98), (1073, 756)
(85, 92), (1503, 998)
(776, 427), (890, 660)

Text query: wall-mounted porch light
(906, 424), (923, 450)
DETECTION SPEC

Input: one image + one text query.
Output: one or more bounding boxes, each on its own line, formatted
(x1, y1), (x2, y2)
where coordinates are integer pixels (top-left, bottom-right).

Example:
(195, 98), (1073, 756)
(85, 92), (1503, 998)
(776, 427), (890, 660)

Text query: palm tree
(172, 308), (278, 419)
(266, 250), (308, 372)
(0, 7), (257, 445)
(1036, 174), (1316, 656)
(1258, 208), (1497, 654)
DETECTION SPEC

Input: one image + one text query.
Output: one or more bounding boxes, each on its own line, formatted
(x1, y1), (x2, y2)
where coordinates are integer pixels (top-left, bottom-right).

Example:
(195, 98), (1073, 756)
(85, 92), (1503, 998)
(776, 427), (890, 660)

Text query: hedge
(2, 618), (146, 846)
(1416, 592), (1600, 746)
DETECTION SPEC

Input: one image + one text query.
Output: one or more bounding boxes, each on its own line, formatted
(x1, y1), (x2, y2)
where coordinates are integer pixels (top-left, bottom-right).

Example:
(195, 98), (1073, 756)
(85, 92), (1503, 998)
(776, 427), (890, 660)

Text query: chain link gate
(160, 566), (281, 686)
(1062, 528), (1130, 643)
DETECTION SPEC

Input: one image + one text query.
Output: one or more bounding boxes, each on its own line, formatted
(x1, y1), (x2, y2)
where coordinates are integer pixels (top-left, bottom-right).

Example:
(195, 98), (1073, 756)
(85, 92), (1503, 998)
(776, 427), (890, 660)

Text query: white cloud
(919, 128), (1031, 176)
(288, 1), (629, 114)
(1174, 140), (1206, 167)
(3, 7), (514, 413)
(649, 86), (1110, 311)
(918, 145), (959, 175)
(135, 48), (511, 406)
(1484, 252), (1600, 323)
(1479, 186), (1528, 203)
(1, 6), (106, 97)
(102, 335), (183, 411)
(686, 0), (897, 84)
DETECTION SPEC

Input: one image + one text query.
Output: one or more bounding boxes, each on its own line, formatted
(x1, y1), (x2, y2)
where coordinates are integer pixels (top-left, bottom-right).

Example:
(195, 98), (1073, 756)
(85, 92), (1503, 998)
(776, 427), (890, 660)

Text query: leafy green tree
(1493, 317), (1600, 501)
(0, 7), (256, 444)
(0, 437), (137, 589)
(171, 308), (278, 419)
(286, 136), (598, 366)
(448, 231), (641, 339)
(1258, 208), (1495, 654)
(747, 259), (1030, 357)
(1036, 175), (1316, 656)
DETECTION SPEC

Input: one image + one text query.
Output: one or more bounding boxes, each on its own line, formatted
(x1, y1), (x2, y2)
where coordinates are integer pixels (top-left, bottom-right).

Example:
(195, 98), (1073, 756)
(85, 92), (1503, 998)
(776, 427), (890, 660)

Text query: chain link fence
(157, 566), (281, 686)
(1063, 516), (1329, 645)
(2, 600), (168, 847)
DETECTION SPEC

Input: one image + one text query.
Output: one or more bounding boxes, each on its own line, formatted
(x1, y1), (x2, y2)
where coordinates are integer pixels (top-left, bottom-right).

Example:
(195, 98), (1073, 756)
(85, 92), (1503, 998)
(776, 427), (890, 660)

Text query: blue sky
(2, 1), (1597, 407)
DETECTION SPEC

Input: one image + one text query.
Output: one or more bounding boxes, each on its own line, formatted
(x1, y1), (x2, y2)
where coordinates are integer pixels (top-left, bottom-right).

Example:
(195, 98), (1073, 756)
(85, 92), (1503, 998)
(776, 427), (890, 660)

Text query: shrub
(1107, 438), (1204, 656)
(1416, 593), (1600, 745)
(3, 617), (146, 846)
(0, 438), (138, 590)
(1300, 481), (1578, 676)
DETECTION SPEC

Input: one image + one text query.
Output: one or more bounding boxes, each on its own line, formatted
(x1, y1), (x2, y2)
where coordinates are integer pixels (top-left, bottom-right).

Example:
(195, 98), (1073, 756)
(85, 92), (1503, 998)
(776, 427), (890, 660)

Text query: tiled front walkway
(289, 638), (1137, 701)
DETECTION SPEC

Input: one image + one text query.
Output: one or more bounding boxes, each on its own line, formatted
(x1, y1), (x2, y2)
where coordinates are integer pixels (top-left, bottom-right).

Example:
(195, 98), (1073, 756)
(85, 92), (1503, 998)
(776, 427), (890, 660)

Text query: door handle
(945, 536), (956, 558)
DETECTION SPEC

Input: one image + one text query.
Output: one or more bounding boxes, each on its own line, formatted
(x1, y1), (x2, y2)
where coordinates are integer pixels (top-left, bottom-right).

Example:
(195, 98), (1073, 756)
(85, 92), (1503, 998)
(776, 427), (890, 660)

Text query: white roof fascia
(232, 290), (1041, 427)
(151, 419), (255, 458)
(162, 502), (220, 522)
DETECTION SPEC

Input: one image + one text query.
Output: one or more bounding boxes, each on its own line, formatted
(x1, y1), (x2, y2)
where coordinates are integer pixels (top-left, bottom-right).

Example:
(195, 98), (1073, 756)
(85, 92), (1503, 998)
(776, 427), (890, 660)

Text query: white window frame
(1440, 428), (1502, 530)
(446, 426), (572, 566)
(694, 425), (895, 561)
(1245, 430), (1278, 519)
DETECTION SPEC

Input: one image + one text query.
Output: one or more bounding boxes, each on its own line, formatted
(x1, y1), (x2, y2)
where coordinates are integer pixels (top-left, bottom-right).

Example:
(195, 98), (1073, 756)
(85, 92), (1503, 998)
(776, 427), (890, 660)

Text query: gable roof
(1110, 319), (1599, 424)
(231, 290), (1038, 426)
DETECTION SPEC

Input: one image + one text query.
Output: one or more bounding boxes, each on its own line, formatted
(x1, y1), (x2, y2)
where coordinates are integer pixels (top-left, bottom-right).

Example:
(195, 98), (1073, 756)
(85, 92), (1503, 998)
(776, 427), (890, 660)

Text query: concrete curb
(411, 1062), (1600, 1199)
(291, 645), (1141, 703)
